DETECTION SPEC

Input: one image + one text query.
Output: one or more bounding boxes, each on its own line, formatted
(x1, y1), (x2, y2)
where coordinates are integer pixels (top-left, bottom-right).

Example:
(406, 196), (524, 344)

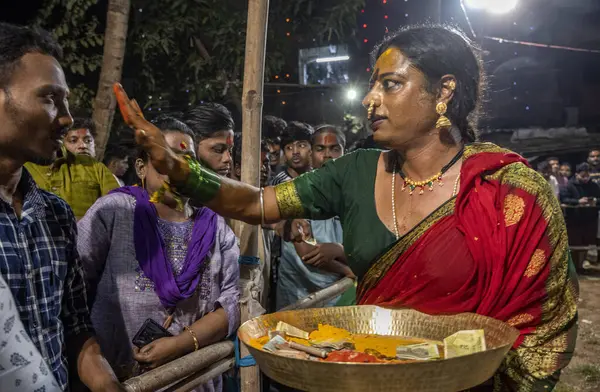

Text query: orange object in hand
(113, 83), (145, 126)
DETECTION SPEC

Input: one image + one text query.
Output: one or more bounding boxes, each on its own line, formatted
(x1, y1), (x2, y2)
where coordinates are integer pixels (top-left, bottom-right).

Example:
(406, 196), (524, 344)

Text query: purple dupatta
(111, 186), (217, 309)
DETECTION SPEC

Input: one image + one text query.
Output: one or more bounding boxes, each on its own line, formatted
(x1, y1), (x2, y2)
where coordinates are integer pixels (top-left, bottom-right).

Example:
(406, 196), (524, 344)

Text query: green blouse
(278, 149), (397, 279)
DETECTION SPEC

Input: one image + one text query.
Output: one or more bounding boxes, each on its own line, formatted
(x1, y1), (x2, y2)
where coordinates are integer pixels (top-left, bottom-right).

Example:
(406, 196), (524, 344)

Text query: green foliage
(33, 0), (365, 111)
(32, 0), (104, 111)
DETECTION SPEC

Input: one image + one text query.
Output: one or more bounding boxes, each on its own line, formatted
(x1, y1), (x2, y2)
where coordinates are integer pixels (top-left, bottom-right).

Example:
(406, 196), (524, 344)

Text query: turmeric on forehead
(375, 47), (407, 70)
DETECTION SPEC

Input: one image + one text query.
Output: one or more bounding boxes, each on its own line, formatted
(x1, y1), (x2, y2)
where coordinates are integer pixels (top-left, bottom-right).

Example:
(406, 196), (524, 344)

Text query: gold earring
(446, 80), (456, 91)
(435, 102), (452, 129)
(367, 100), (375, 120)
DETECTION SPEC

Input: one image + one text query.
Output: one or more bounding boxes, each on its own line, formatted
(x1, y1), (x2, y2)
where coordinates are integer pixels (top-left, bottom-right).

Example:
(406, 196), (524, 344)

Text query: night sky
(2, 0), (600, 130)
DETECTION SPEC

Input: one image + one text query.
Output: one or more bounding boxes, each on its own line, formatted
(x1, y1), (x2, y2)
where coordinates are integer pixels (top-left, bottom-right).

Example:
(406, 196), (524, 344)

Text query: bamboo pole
(164, 358), (235, 392)
(122, 341), (234, 392)
(237, 0), (270, 391)
(280, 277), (355, 311)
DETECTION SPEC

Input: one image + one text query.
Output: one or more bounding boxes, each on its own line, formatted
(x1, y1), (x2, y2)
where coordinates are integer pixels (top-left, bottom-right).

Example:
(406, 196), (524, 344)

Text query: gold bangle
(183, 326), (199, 351)
(273, 181), (304, 219)
(259, 187), (265, 226)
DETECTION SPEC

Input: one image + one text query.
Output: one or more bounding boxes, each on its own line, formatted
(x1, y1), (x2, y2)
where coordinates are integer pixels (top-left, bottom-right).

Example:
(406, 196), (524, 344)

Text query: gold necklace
(399, 147), (464, 195)
(392, 172), (461, 240)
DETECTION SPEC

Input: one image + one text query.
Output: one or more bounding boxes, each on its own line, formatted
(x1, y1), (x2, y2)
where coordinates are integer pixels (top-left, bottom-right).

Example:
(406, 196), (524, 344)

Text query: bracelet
(259, 187), (265, 226)
(183, 326), (199, 351)
(171, 156), (222, 203)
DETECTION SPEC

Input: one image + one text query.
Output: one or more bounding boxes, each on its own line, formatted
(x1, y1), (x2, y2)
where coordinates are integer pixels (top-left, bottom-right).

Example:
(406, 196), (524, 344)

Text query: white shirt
(0, 275), (60, 392)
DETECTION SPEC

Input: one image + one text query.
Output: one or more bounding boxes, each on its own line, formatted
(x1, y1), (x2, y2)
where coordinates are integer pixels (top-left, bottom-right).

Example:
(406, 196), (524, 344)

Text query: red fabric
(359, 151), (553, 348)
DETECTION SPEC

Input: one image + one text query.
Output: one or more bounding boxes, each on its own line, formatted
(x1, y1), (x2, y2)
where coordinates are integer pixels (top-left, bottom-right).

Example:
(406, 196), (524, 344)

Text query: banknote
(263, 335), (287, 352)
(396, 342), (441, 361)
(443, 329), (486, 359)
(275, 321), (310, 339)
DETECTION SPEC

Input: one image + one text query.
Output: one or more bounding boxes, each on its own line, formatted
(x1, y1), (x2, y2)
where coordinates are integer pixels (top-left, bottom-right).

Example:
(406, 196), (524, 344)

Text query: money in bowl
(237, 306), (519, 392)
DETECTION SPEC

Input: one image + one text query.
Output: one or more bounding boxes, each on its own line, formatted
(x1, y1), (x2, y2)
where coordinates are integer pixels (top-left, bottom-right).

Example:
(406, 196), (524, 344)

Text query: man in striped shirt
(0, 23), (121, 391)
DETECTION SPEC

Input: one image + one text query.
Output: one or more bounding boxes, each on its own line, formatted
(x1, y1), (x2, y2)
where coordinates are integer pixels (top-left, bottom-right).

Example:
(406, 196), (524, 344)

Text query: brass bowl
(238, 306), (519, 392)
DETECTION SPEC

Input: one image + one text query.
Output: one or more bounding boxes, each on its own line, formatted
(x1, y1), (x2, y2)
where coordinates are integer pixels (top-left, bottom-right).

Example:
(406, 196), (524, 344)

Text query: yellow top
(25, 147), (120, 219)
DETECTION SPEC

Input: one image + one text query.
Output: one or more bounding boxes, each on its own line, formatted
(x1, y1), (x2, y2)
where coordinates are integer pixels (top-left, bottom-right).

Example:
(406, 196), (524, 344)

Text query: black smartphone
(132, 318), (173, 348)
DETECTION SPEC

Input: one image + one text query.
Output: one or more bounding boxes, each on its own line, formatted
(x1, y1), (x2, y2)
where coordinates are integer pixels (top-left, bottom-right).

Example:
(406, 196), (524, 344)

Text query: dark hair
(589, 149), (600, 156)
(313, 124), (346, 148)
(372, 24), (484, 143)
(184, 103), (234, 139)
(71, 118), (97, 138)
(233, 133), (269, 167)
(0, 23), (63, 89)
(576, 163), (590, 174)
(233, 132), (243, 165)
(537, 160), (551, 174)
(152, 114), (195, 140)
(560, 162), (572, 169)
(547, 156), (559, 162)
(263, 115), (287, 144)
(280, 122), (314, 148)
(102, 145), (130, 165)
(136, 115), (195, 161)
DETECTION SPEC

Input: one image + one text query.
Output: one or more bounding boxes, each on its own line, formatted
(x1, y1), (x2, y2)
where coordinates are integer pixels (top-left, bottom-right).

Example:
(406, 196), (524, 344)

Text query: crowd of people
(0, 20), (581, 392)
(0, 21), (354, 392)
(537, 149), (600, 271)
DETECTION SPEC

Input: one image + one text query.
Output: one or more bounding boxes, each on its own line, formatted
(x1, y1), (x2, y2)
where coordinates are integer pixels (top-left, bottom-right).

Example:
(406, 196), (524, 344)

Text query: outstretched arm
(113, 83), (280, 225)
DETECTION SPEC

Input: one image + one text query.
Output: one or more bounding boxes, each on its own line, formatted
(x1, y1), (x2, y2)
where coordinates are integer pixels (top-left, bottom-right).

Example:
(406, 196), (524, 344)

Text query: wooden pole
(237, 0), (270, 391)
(122, 341), (234, 392)
(164, 358), (235, 392)
(92, 0), (131, 160)
(280, 278), (355, 311)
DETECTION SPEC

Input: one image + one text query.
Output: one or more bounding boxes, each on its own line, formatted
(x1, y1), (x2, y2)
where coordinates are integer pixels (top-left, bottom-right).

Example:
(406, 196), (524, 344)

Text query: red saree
(358, 143), (578, 391)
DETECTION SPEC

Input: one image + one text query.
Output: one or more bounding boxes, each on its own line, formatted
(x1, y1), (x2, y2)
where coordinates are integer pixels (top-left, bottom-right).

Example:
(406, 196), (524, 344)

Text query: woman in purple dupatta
(77, 116), (240, 392)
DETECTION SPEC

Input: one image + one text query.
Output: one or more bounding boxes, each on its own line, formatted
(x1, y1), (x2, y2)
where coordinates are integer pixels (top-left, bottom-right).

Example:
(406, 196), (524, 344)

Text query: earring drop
(435, 102), (452, 129)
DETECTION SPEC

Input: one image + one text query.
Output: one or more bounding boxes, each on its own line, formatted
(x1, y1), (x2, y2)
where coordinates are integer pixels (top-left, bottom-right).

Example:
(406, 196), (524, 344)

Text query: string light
(363, 24), (367, 28)
(364, 39), (368, 43)
(361, 9), (365, 13)
(383, 0), (387, 3)
(286, 18), (290, 22)
(285, 74), (290, 78)
(366, 67), (371, 72)
(286, 32), (290, 36)
(282, 101), (286, 105)
(384, 15), (388, 19)
(275, 75), (279, 79)
(277, 89), (281, 93)
(525, 106), (530, 110)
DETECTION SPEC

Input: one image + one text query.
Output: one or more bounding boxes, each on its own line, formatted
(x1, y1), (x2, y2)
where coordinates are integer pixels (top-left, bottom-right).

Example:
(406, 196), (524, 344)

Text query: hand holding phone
(132, 318), (173, 349)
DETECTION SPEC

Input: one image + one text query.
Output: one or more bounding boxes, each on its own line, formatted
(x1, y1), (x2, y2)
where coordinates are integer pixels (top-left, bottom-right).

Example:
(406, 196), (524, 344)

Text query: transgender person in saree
(113, 25), (577, 391)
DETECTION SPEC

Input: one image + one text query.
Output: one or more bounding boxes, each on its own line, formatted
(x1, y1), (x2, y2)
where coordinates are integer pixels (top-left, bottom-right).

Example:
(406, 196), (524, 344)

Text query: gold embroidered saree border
(464, 142), (513, 160)
(273, 181), (305, 219)
(358, 199), (456, 299)
(486, 162), (578, 389)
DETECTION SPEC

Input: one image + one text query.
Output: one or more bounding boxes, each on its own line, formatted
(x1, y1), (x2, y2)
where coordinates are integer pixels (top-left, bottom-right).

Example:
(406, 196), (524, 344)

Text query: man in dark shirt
(263, 115), (287, 177)
(0, 23), (121, 391)
(587, 149), (600, 184)
(560, 163), (600, 271)
(271, 122), (314, 185)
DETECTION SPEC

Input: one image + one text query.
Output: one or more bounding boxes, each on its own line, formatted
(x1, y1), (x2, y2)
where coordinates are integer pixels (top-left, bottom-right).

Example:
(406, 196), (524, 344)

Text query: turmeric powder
(249, 324), (433, 359)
